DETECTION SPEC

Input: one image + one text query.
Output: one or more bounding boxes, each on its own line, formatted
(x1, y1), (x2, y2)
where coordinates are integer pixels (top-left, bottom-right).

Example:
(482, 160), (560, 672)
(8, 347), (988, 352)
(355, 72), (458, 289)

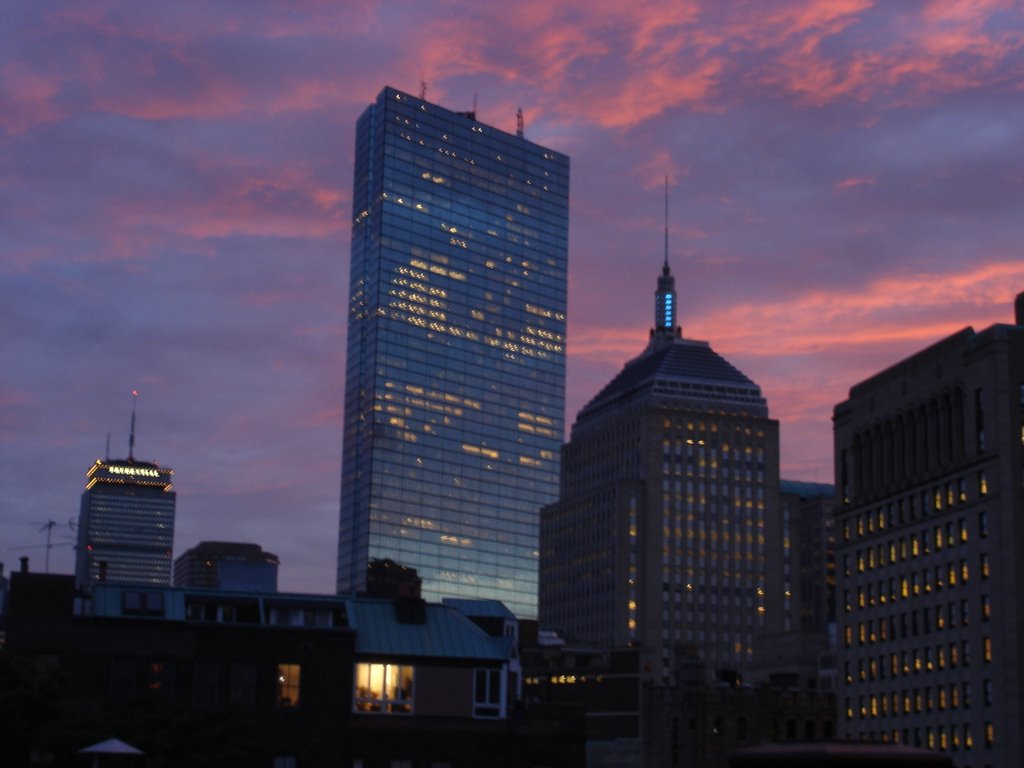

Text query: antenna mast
(42, 519), (56, 573)
(516, 108), (524, 138)
(128, 389), (138, 461)
(663, 175), (669, 271)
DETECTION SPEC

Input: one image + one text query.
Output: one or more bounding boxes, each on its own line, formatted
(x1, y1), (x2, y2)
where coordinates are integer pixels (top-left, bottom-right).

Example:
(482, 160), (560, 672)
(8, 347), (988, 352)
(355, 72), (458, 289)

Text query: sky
(3, 1), (1023, 594)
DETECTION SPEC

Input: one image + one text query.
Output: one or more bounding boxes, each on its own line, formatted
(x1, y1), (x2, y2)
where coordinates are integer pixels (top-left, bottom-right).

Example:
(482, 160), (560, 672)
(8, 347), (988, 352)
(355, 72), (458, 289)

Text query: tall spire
(652, 176), (680, 347)
(128, 389), (138, 461)
(664, 174), (669, 273)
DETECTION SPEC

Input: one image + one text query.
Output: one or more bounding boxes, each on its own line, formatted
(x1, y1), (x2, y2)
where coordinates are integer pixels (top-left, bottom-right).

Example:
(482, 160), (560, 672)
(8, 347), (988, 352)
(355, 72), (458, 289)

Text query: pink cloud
(98, 164), (350, 243)
(0, 63), (65, 134)
(834, 176), (877, 191)
(8, 0), (1018, 138)
(694, 260), (1024, 358)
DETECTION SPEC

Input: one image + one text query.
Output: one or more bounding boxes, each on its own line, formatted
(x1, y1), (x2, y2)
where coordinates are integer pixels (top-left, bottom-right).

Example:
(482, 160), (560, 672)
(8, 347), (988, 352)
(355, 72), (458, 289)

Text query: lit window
(354, 663), (413, 714)
(142, 659), (173, 695)
(276, 663), (301, 708)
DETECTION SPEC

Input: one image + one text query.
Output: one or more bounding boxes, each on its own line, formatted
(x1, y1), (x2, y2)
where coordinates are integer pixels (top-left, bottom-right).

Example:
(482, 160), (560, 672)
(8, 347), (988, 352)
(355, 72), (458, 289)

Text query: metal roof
(576, 338), (766, 423)
(779, 479), (834, 498)
(344, 598), (510, 661)
(442, 597), (517, 620)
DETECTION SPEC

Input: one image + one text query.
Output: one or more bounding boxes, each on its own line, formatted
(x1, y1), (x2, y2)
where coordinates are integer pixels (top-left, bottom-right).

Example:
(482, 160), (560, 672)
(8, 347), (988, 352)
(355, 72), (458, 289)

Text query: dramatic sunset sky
(3, 1), (1023, 592)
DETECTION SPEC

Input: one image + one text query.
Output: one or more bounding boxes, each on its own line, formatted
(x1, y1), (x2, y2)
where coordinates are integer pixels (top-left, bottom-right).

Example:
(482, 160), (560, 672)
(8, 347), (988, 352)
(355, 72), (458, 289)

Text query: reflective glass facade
(338, 87), (569, 617)
(76, 459), (176, 589)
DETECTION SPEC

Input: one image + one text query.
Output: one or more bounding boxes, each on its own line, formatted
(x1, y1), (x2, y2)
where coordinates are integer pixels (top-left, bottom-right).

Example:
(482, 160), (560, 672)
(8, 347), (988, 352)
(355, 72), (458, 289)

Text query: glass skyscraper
(75, 458), (176, 590)
(338, 86), (569, 617)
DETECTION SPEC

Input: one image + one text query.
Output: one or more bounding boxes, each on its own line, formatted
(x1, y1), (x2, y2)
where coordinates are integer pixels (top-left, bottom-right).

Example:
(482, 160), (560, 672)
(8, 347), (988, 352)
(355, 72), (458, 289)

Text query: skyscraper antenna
(420, 80), (427, 100)
(105, 432), (110, 461)
(128, 389), (138, 461)
(516, 107), (524, 138)
(663, 175), (670, 272)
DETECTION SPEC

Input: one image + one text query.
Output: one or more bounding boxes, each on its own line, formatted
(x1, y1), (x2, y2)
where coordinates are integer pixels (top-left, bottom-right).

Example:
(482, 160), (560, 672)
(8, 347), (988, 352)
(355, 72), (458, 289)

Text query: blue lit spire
(655, 257), (676, 332)
(652, 176), (680, 347)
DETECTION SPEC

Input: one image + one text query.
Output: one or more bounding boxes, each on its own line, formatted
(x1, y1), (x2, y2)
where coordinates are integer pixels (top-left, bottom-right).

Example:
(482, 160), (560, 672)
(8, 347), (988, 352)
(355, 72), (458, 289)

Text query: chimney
(366, 558), (422, 599)
(1015, 291), (1024, 327)
(19, 556), (29, 573)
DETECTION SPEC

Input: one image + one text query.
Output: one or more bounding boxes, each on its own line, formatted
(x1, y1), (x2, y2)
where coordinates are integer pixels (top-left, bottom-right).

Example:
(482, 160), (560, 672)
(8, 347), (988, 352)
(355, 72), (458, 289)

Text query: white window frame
(354, 662), (414, 714)
(473, 666), (506, 718)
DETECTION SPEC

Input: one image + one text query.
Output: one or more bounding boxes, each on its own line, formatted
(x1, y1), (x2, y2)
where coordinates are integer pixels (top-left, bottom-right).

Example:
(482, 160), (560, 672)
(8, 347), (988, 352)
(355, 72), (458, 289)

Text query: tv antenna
(7, 519), (76, 573)
(664, 175), (669, 270)
(128, 389), (138, 461)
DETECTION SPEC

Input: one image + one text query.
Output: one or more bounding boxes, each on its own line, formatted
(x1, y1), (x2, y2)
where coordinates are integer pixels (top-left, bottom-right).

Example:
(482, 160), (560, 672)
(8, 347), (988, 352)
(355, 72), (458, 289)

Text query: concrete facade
(834, 293), (1024, 767)
(540, 262), (782, 682)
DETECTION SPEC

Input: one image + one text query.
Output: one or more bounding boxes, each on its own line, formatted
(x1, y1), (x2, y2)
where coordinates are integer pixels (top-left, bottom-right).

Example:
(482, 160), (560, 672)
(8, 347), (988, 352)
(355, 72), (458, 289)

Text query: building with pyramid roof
(539, 257), (783, 681)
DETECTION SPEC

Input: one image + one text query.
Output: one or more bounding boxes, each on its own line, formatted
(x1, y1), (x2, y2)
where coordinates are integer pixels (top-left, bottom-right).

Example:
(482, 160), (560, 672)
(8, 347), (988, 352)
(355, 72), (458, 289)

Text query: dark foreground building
(753, 481), (837, 690)
(4, 568), (583, 768)
(173, 540), (279, 592)
(729, 742), (954, 767)
(834, 292), (1024, 767)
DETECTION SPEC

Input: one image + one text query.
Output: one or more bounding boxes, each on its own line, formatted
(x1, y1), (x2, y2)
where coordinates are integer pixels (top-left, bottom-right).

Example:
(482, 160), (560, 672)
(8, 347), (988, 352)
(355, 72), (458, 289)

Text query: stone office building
(834, 292), (1024, 767)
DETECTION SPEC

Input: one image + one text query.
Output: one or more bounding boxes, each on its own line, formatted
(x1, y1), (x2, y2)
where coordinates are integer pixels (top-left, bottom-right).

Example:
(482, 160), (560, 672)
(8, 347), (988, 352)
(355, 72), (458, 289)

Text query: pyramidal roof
(576, 338), (767, 424)
(575, 255), (767, 426)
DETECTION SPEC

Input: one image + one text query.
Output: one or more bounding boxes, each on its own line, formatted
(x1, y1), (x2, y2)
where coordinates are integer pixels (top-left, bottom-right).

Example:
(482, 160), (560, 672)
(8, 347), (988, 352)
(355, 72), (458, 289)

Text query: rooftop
(345, 597), (510, 661)
(576, 338), (767, 425)
(779, 480), (835, 498)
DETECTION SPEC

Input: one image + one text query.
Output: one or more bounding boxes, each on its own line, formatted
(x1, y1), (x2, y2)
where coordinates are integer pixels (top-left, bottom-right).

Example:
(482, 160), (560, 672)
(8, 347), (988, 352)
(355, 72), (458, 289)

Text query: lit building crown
(653, 257), (679, 346)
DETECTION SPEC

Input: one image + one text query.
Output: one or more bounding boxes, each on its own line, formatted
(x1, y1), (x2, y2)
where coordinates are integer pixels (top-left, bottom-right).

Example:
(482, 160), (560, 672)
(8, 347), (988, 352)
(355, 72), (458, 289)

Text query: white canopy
(79, 738), (145, 755)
